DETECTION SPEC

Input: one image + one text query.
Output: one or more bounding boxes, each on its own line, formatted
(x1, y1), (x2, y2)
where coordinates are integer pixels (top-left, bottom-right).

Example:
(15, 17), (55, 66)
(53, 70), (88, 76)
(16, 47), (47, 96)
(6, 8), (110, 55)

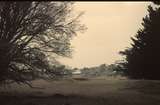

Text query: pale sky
(58, 2), (151, 68)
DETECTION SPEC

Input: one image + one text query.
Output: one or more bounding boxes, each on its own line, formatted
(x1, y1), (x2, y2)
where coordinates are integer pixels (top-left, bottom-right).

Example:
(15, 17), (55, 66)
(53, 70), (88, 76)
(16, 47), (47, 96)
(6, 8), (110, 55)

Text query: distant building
(72, 69), (82, 78)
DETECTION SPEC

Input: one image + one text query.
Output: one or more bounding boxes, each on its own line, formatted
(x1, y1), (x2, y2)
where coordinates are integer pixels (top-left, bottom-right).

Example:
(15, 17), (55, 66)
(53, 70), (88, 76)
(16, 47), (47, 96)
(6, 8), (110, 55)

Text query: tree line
(119, 2), (160, 80)
(1, 1), (160, 87)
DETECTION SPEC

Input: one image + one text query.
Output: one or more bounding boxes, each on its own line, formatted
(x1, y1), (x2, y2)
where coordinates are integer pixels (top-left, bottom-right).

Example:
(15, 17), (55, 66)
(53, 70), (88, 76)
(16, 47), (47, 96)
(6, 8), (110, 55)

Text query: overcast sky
(58, 2), (151, 68)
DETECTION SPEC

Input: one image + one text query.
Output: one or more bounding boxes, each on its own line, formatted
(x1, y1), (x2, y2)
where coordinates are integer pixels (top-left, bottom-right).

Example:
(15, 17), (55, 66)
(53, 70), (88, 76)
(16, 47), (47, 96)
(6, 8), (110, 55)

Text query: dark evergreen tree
(120, 4), (160, 79)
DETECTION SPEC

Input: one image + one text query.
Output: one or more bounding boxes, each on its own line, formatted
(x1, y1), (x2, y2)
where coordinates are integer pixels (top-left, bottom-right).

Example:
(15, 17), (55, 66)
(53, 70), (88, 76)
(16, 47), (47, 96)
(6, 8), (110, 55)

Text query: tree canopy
(120, 3), (160, 79)
(0, 1), (86, 86)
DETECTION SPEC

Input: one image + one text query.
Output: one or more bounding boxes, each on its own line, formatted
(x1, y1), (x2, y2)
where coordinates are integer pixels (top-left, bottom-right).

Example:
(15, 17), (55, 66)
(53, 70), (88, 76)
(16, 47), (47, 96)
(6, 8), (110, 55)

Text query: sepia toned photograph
(0, 1), (160, 105)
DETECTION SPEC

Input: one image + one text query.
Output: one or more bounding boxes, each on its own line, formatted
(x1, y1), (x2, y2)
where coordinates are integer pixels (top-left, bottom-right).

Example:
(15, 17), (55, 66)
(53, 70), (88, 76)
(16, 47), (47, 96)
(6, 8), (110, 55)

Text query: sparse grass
(0, 77), (160, 105)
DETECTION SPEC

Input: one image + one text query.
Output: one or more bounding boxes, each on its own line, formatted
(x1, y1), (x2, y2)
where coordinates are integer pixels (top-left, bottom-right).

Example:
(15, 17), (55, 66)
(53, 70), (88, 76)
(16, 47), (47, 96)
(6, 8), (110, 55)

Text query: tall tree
(0, 1), (86, 85)
(120, 3), (160, 79)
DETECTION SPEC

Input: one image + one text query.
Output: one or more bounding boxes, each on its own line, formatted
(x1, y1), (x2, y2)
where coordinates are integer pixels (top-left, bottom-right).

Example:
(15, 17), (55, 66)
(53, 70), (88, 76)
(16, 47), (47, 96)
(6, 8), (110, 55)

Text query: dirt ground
(0, 77), (160, 105)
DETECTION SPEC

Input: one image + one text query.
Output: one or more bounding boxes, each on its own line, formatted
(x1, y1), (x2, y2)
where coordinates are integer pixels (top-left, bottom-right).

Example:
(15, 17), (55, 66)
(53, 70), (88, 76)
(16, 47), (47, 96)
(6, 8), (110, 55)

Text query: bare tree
(0, 1), (86, 86)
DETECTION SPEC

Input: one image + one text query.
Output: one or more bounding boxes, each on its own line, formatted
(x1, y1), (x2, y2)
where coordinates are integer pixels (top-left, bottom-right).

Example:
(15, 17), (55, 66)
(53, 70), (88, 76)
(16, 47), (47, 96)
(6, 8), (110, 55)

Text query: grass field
(0, 77), (160, 105)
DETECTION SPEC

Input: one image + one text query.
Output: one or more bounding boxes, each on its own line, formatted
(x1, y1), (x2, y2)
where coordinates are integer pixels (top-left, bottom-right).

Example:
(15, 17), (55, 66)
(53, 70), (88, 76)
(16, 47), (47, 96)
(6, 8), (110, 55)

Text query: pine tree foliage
(120, 5), (160, 79)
